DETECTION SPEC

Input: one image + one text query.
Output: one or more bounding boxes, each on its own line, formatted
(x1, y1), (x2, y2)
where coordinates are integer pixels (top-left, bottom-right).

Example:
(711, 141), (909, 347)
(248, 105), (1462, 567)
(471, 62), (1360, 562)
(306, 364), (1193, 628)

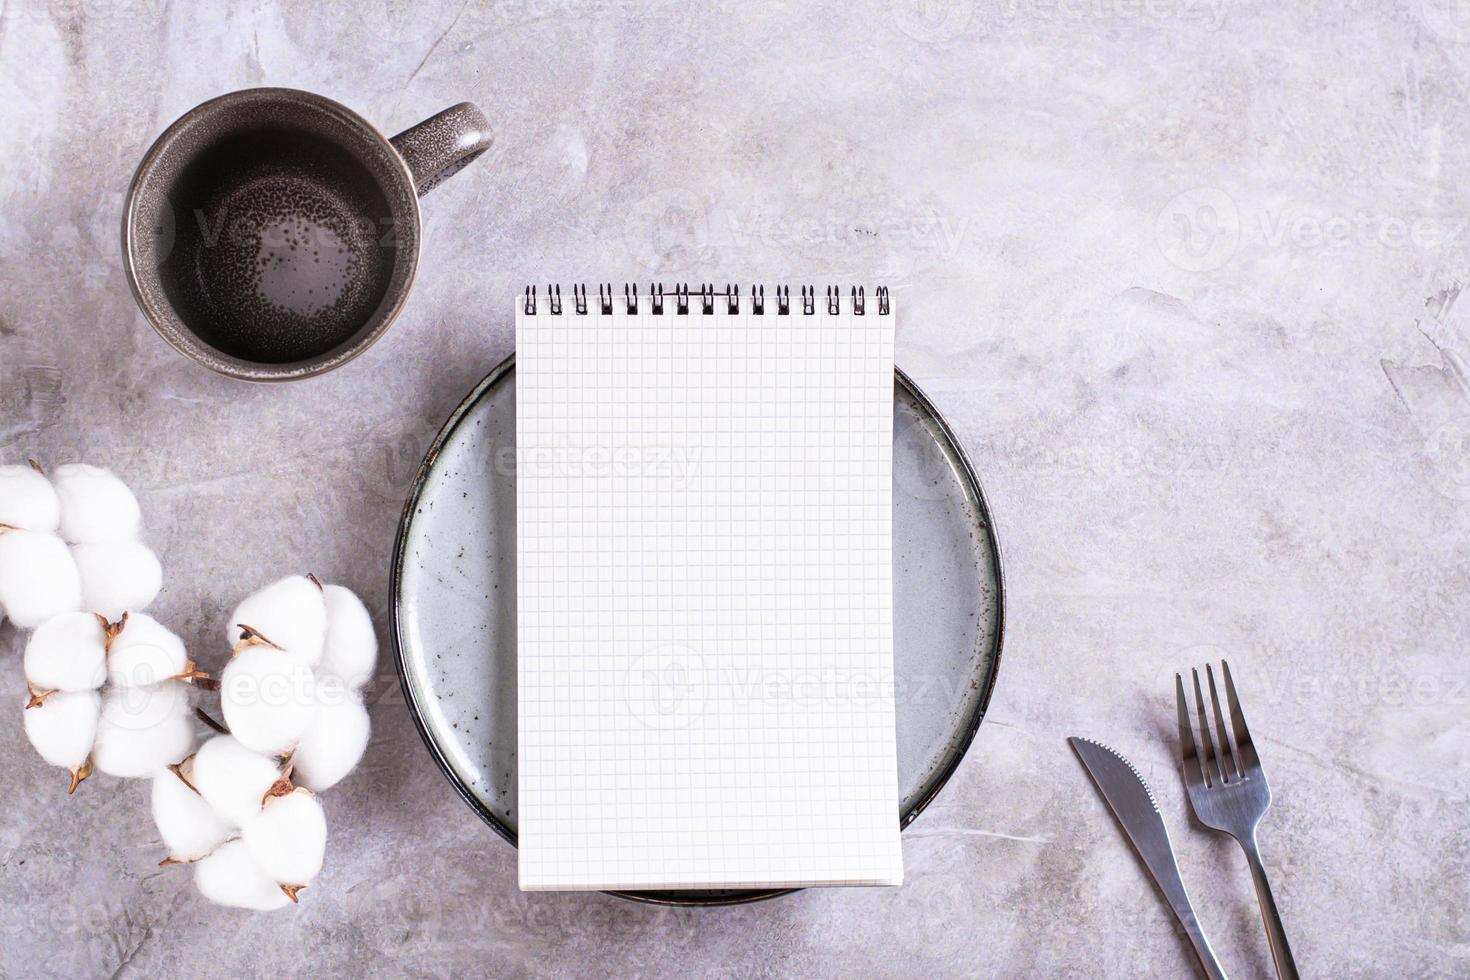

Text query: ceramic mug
(122, 88), (491, 381)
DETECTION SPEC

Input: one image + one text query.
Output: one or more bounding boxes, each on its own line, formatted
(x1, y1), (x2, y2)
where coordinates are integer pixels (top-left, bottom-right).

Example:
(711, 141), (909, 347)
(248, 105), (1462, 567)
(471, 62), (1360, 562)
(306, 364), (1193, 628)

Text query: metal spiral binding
(521, 284), (892, 315)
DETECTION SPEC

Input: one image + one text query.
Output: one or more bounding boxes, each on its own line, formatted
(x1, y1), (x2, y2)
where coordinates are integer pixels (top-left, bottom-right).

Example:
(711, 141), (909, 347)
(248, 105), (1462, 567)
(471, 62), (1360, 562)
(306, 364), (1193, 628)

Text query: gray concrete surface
(2, 0), (1468, 976)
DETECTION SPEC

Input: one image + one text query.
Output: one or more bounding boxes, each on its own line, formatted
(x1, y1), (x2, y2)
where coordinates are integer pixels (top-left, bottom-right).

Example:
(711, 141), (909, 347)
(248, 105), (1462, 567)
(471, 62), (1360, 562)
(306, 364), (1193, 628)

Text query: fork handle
(1242, 836), (1299, 980)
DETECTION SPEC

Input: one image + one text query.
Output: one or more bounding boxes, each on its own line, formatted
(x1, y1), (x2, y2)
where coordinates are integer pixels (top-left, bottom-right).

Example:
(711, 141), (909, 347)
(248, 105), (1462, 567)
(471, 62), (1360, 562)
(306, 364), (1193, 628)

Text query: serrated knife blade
(1069, 737), (1228, 980)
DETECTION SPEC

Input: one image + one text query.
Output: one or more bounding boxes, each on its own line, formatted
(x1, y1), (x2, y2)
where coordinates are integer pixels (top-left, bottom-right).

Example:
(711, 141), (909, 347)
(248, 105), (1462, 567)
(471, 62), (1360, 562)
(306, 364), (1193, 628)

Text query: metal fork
(1175, 662), (1300, 980)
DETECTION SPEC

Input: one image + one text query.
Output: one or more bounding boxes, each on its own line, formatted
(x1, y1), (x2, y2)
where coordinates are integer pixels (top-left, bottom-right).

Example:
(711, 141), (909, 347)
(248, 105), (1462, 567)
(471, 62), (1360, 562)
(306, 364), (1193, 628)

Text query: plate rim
(389, 353), (1006, 906)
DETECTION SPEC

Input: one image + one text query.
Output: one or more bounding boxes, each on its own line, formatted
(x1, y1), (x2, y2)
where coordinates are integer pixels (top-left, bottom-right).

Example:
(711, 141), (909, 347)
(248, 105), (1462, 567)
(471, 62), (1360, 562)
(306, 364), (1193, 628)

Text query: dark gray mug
(122, 88), (491, 381)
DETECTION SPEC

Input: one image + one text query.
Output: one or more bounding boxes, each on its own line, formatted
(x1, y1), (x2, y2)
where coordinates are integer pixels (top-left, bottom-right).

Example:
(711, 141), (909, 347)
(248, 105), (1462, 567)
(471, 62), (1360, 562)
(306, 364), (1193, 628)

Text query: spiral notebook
(516, 284), (902, 891)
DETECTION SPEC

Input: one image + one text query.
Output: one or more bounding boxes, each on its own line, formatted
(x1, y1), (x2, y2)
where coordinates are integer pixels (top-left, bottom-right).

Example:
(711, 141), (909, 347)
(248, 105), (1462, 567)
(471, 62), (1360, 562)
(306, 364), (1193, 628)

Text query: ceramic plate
(391, 356), (1005, 905)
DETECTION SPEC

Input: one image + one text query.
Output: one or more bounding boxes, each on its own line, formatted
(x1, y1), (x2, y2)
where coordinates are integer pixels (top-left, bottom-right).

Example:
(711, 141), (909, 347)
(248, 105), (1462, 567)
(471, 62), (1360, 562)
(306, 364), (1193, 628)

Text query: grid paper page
(516, 294), (901, 891)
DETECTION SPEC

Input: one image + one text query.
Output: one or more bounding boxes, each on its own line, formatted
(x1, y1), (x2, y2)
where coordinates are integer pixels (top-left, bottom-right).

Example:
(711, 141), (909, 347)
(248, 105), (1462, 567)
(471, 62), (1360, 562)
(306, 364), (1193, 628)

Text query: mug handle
(389, 102), (492, 197)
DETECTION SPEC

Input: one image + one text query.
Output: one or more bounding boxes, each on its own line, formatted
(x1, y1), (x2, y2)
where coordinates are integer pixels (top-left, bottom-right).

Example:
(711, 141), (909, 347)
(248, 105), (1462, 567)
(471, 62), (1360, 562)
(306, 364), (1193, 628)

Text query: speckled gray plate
(391, 356), (1004, 905)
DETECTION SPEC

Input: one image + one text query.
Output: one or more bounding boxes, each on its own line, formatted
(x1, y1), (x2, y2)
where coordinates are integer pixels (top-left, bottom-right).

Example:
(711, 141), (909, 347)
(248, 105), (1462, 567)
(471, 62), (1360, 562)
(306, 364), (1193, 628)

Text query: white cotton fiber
(23, 611), (107, 692)
(220, 645), (318, 755)
(72, 540), (162, 621)
(92, 682), (195, 778)
(190, 734), (285, 829)
(51, 464), (142, 544)
(22, 688), (100, 769)
(107, 613), (190, 688)
(0, 464), (60, 532)
(194, 839), (291, 911)
(242, 788), (326, 886)
(0, 530), (82, 629)
(319, 585), (377, 688)
(151, 767), (235, 863)
(291, 693), (370, 792)
(226, 575), (327, 665)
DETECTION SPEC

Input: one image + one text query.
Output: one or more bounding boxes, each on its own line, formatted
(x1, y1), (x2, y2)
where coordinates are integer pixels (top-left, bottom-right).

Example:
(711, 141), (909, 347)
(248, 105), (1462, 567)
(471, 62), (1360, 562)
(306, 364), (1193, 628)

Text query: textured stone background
(2, 0), (1468, 976)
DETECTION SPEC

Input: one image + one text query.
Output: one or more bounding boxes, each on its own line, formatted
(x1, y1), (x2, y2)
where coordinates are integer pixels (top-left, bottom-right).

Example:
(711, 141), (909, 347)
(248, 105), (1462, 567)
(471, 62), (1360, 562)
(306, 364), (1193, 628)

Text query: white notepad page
(516, 291), (902, 891)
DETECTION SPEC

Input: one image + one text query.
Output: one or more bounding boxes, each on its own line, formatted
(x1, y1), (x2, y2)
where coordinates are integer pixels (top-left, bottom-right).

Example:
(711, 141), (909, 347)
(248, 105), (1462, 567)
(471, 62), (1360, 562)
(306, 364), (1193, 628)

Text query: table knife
(1069, 736), (1228, 980)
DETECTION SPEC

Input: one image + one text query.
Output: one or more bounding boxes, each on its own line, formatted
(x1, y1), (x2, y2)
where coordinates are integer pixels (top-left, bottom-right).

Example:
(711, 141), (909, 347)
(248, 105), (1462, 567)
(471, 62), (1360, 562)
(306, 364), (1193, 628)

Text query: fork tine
(1221, 660), (1261, 771)
(1205, 664), (1238, 781)
(1175, 673), (1204, 787)
(1191, 668), (1221, 786)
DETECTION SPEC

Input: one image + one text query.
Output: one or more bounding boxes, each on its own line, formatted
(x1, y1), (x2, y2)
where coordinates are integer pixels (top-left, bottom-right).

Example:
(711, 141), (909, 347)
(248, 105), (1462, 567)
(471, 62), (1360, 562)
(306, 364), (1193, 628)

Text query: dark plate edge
(388, 355), (1007, 907)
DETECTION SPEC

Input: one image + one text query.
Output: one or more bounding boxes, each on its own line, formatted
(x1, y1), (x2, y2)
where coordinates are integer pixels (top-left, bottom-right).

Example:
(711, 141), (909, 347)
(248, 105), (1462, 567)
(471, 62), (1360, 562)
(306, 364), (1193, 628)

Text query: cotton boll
(22, 689), (100, 790)
(292, 691), (370, 791)
(190, 735), (286, 829)
(108, 613), (191, 688)
(51, 464), (142, 544)
(0, 530), (82, 629)
(320, 585), (377, 689)
(194, 839), (292, 911)
(92, 681), (196, 778)
(0, 464), (61, 532)
(72, 540), (162, 621)
(152, 767), (234, 863)
(220, 645), (318, 755)
(23, 611), (107, 693)
(227, 575), (327, 665)
(243, 788), (326, 888)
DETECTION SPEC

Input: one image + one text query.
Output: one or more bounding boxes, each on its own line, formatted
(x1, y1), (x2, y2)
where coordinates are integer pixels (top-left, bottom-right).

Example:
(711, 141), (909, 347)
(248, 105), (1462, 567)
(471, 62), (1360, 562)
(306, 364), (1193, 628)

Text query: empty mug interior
(126, 91), (420, 375)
